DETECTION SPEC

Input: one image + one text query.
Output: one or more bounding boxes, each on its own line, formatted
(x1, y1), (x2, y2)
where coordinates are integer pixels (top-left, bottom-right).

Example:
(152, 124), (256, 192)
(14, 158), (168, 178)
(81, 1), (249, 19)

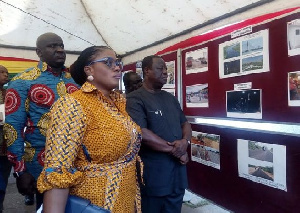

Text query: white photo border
(219, 29), (270, 79)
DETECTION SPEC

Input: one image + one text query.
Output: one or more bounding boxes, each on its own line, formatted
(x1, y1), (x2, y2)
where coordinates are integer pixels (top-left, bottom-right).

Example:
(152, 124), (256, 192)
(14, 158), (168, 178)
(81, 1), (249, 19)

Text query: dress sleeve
(4, 79), (29, 172)
(37, 95), (86, 193)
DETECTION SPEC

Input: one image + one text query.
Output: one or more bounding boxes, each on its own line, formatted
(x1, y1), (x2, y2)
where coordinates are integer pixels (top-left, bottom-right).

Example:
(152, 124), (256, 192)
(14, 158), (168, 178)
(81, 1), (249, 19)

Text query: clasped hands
(167, 139), (189, 165)
(16, 172), (36, 195)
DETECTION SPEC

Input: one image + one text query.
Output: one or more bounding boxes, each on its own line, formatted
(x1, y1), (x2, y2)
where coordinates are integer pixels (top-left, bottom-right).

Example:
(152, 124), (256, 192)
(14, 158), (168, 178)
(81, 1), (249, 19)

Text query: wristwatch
(13, 171), (26, 178)
(184, 138), (191, 145)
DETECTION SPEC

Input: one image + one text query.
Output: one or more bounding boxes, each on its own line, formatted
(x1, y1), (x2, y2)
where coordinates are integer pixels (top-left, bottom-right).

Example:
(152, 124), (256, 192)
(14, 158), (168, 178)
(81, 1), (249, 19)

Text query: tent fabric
(0, 0), (271, 54)
(156, 7), (300, 55)
(0, 0), (299, 65)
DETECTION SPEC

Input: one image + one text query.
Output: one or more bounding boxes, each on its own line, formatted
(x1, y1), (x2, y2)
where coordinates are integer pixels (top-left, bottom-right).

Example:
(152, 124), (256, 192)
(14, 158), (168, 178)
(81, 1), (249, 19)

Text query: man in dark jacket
(126, 55), (191, 213)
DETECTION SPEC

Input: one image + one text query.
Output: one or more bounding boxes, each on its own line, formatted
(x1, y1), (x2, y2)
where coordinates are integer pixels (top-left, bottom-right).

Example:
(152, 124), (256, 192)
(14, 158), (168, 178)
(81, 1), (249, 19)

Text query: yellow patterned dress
(37, 82), (142, 213)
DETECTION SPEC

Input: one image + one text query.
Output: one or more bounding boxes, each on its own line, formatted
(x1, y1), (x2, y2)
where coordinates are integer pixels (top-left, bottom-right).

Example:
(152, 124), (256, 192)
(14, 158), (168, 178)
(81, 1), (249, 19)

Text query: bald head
(36, 33), (62, 48)
(36, 32), (66, 68)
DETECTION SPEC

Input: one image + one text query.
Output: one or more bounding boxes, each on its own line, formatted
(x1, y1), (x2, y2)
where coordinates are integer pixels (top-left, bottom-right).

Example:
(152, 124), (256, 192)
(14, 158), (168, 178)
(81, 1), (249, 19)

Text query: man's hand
(16, 172), (36, 195)
(180, 152), (189, 165)
(168, 139), (189, 158)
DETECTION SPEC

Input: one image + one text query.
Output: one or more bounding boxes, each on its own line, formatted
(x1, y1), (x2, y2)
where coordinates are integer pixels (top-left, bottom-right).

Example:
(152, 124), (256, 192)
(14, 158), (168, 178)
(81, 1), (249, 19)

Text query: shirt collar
(81, 82), (126, 103)
(81, 82), (98, 93)
(37, 61), (68, 76)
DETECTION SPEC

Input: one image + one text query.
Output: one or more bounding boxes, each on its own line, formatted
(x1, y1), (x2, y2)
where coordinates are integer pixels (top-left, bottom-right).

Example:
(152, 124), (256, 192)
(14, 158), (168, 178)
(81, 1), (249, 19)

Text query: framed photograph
(226, 89), (262, 119)
(219, 29), (269, 79)
(191, 131), (220, 169)
(163, 60), (175, 88)
(186, 84), (208, 108)
(238, 139), (286, 191)
(287, 19), (300, 56)
(185, 47), (208, 74)
(136, 61), (143, 79)
(288, 71), (300, 106)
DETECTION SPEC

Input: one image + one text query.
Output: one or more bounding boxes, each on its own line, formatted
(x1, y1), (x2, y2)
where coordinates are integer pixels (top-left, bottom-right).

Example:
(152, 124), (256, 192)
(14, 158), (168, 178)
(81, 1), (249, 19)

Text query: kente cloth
(4, 61), (79, 179)
(37, 82), (143, 213)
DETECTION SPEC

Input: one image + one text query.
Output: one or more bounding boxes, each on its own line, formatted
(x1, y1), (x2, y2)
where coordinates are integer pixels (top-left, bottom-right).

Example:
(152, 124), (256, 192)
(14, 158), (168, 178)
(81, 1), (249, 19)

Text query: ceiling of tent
(0, 0), (270, 56)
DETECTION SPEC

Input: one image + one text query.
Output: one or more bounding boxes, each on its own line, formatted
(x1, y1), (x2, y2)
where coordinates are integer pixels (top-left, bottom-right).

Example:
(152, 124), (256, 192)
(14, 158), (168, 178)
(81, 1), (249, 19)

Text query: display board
(122, 10), (300, 212)
(184, 11), (300, 213)
(122, 51), (179, 97)
(188, 124), (300, 213)
(181, 12), (300, 123)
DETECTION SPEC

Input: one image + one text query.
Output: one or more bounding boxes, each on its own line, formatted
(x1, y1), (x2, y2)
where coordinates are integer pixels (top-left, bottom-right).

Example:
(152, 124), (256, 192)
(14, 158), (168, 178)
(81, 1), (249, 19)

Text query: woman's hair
(70, 46), (112, 85)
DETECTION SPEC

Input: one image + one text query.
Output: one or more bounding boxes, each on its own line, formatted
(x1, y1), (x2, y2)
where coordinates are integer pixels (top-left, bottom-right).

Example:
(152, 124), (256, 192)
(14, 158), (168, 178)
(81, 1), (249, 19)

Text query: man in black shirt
(126, 55), (191, 213)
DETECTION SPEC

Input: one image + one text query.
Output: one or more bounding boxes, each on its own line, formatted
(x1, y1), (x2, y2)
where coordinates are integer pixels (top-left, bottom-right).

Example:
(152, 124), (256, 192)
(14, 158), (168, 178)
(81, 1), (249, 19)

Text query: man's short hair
(123, 72), (135, 87)
(142, 55), (162, 77)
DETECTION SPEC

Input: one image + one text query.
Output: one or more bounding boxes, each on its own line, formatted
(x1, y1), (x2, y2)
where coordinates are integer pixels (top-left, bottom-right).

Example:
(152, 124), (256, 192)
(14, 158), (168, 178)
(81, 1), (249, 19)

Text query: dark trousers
(141, 189), (185, 213)
(36, 191), (44, 211)
(0, 156), (12, 211)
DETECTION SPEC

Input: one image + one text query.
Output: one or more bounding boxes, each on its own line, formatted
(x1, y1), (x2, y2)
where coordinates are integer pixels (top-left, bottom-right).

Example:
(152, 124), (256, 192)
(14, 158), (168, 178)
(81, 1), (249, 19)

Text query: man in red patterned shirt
(4, 33), (79, 211)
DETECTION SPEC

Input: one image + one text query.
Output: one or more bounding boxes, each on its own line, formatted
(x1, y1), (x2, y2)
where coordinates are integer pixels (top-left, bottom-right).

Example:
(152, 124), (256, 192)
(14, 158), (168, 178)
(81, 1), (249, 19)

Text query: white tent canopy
(0, 0), (299, 65)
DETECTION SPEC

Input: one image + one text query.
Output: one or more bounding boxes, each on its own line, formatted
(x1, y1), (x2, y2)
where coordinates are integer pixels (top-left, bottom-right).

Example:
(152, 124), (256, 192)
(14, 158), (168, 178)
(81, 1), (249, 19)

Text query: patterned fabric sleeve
(37, 95), (86, 192)
(4, 79), (29, 172)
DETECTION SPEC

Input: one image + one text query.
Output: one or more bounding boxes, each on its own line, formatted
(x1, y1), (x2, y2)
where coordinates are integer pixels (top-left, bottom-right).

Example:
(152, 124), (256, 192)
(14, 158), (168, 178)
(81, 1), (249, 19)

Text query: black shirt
(126, 87), (188, 196)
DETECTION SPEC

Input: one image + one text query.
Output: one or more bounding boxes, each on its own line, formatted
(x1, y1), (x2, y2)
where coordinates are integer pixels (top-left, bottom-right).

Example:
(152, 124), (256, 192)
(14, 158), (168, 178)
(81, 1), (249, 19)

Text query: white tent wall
(123, 0), (300, 64)
(0, 0), (299, 66)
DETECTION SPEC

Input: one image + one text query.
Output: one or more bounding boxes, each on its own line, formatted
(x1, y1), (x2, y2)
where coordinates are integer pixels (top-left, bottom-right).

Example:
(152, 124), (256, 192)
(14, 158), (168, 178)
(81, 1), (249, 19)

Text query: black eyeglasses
(87, 57), (123, 71)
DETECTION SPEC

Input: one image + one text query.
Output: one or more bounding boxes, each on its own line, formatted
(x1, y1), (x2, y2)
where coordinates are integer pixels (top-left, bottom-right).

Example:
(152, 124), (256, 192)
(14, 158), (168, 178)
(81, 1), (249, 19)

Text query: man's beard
(49, 61), (65, 68)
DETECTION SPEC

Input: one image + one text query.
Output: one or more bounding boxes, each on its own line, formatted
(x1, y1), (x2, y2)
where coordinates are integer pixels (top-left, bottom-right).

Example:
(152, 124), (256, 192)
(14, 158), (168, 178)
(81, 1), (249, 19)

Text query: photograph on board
(223, 43), (240, 60)
(242, 37), (263, 55)
(238, 139), (286, 191)
(224, 59), (240, 76)
(288, 71), (300, 106)
(287, 19), (300, 56)
(191, 131), (220, 169)
(219, 29), (269, 79)
(163, 60), (175, 88)
(226, 89), (262, 119)
(242, 55), (263, 72)
(185, 47), (208, 74)
(186, 84), (208, 108)
(136, 61), (143, 79)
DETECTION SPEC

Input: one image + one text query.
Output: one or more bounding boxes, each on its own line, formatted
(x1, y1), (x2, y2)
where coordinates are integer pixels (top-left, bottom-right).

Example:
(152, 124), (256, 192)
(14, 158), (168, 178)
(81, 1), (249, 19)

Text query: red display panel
(182, 12), (300, 123)
(187, 124), (300, 213)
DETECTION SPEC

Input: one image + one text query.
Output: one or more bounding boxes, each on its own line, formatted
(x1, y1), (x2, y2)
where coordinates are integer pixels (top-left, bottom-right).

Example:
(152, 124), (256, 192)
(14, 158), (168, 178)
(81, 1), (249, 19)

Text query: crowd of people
(0, 32), (192, 213)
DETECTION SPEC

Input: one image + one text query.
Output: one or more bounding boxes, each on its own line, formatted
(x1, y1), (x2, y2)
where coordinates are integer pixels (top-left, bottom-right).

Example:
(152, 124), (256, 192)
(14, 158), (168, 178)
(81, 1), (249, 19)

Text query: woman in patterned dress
(37, 46), (142, 213)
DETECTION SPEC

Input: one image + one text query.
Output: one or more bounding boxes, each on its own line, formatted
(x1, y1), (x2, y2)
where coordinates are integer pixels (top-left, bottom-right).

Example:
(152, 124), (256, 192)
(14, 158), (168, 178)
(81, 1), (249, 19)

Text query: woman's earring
(87, 75), (94, 81)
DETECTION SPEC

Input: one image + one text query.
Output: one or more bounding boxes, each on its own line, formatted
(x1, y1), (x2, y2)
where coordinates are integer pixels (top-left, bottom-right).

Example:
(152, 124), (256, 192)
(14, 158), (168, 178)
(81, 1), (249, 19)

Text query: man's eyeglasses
(87, 57), (123, 71)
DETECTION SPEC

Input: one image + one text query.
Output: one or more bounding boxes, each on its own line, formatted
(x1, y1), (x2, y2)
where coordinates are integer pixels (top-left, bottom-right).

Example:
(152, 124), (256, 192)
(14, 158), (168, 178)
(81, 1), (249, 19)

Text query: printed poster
(226, 89), (262, 119)
(191, 131), (220, 169)
(288, 71), (300, 106)
(238, 139), (286, 191)
(185, 47), (208, 74)
(186, 84), (208, 108)
(287, 19), (300, 56)
(163, 60), (175, 88)
(219, 29), (269, 79)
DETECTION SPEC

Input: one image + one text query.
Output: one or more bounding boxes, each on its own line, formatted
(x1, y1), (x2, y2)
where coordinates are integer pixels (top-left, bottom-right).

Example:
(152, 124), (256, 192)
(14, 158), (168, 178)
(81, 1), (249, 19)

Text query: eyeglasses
(87, 57), (123, 71)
